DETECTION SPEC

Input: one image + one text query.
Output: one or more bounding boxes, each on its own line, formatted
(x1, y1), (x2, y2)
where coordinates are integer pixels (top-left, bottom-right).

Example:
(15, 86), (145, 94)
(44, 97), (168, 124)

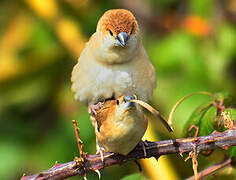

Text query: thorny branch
(22, 129), (236, 180)
(72, 120), (86, 159)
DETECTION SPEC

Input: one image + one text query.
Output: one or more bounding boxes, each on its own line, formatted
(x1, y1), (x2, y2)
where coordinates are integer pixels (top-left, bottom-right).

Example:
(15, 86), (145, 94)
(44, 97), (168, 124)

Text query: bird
(90, 94), (148, 155)
(71, 9), (156, 106)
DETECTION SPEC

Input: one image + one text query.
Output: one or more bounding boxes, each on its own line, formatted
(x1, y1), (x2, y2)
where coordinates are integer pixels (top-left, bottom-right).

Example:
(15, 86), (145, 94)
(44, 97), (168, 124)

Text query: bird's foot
(96, 146), (106, 162)
(89, 102), (104, 116)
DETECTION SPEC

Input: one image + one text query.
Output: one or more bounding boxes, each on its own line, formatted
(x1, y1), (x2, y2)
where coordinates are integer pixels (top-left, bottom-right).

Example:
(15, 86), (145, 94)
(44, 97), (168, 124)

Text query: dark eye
(109, 29), (113, 36)
(116, 100), (119, 105)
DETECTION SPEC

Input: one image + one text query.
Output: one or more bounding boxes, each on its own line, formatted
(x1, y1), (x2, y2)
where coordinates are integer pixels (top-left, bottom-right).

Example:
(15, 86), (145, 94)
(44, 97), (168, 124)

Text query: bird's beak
(115, 32), (129, 47)
(123, 101), (136, 110)
(123, 95), (136, 110)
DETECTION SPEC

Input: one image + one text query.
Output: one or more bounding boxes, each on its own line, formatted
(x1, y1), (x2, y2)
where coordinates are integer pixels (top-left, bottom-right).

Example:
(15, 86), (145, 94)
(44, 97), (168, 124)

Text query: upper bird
(71, 9), (156, 105)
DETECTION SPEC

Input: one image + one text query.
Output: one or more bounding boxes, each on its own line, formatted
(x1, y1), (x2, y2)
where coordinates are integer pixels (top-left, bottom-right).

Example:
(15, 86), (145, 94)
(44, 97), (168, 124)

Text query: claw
(143, 140), (149, 146)
(99, 150), (104, 162)
(96, 145), (105, 162)
(139, 141), (147, 157)
(94, 169), (101, 179)
(89, 102), (104, 116)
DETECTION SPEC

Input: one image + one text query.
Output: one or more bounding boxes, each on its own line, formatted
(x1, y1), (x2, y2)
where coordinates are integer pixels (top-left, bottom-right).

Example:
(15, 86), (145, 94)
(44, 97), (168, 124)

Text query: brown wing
(94, 100), (115, 132)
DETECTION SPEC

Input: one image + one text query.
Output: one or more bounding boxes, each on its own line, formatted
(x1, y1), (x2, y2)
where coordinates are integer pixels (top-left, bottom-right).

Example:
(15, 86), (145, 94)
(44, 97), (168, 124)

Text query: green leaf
(183, 92), (233, 137)
(183, 102), (213, 137)
(121, 173), (149, 180)
(199, 105), (218, 135)
(168, 92), (213, 128)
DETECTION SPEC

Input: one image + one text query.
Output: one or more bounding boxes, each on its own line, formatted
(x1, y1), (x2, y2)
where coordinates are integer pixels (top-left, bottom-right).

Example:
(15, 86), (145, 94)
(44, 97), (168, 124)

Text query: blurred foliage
(121, 173), (148, 180)
(0, 0), (236, 179)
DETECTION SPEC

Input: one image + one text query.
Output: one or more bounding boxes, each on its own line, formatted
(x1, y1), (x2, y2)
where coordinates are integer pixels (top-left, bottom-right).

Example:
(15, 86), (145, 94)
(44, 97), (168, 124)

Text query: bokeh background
(0, 0), (236, 179)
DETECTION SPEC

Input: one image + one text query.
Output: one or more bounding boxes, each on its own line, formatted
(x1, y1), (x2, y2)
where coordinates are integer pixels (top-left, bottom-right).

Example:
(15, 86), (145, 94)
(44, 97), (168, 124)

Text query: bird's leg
(95, 136), (115, 162)
(96, 138), (106, 162)
(93, 116), (106, 162)
(96, 146), (105, 162)
(139, 140), (148, 158)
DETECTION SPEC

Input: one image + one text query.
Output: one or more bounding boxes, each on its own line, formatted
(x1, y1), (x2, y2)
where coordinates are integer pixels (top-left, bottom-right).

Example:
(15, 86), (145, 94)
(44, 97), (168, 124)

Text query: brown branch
(186, 157), (233, 180)
(72, 120), (86, 159)
(22, 129), (236, 180)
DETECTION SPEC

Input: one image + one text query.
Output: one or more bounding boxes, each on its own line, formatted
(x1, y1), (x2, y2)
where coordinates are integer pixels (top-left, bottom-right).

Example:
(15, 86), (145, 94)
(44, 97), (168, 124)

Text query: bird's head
(92, 94), (145, 136)
(94, 9), (141, 64)
(114, 94), (142, 120)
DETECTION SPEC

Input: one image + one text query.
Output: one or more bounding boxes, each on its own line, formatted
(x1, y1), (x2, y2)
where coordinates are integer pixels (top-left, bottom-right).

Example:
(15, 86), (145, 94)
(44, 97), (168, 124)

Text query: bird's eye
(116, 100), (119, 105)
(109, 29), (113, 36)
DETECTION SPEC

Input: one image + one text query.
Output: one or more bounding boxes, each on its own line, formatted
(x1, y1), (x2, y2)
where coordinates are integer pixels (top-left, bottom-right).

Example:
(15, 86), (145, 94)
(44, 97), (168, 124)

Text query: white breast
(71, 43), (156, 105)
(73, 63), (134, 104)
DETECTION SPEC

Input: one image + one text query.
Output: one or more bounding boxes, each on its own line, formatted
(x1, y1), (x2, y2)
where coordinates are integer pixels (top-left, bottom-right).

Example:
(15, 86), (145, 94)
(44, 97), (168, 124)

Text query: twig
(167, 92), (213, 127)
(22, 129), (236, 180)
(186, 157), (233, 180)
(72, 120), (86, 159)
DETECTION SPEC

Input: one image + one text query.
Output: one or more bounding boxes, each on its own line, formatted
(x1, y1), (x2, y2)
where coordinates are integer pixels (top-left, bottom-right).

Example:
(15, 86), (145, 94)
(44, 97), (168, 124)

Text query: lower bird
(90, 95), (148, 156)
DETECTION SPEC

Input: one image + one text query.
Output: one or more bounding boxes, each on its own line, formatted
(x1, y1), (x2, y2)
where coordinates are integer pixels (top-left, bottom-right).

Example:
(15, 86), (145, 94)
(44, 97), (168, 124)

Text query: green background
(0, 0), (235, 179)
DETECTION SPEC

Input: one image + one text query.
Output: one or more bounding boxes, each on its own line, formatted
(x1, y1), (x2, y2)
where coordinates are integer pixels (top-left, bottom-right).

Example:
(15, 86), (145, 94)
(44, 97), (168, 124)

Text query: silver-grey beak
(124, 102), (136, 110)
(115, 32), (129, 47)
(123, 95), (136, 110)
(123, 95), (135, 102)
